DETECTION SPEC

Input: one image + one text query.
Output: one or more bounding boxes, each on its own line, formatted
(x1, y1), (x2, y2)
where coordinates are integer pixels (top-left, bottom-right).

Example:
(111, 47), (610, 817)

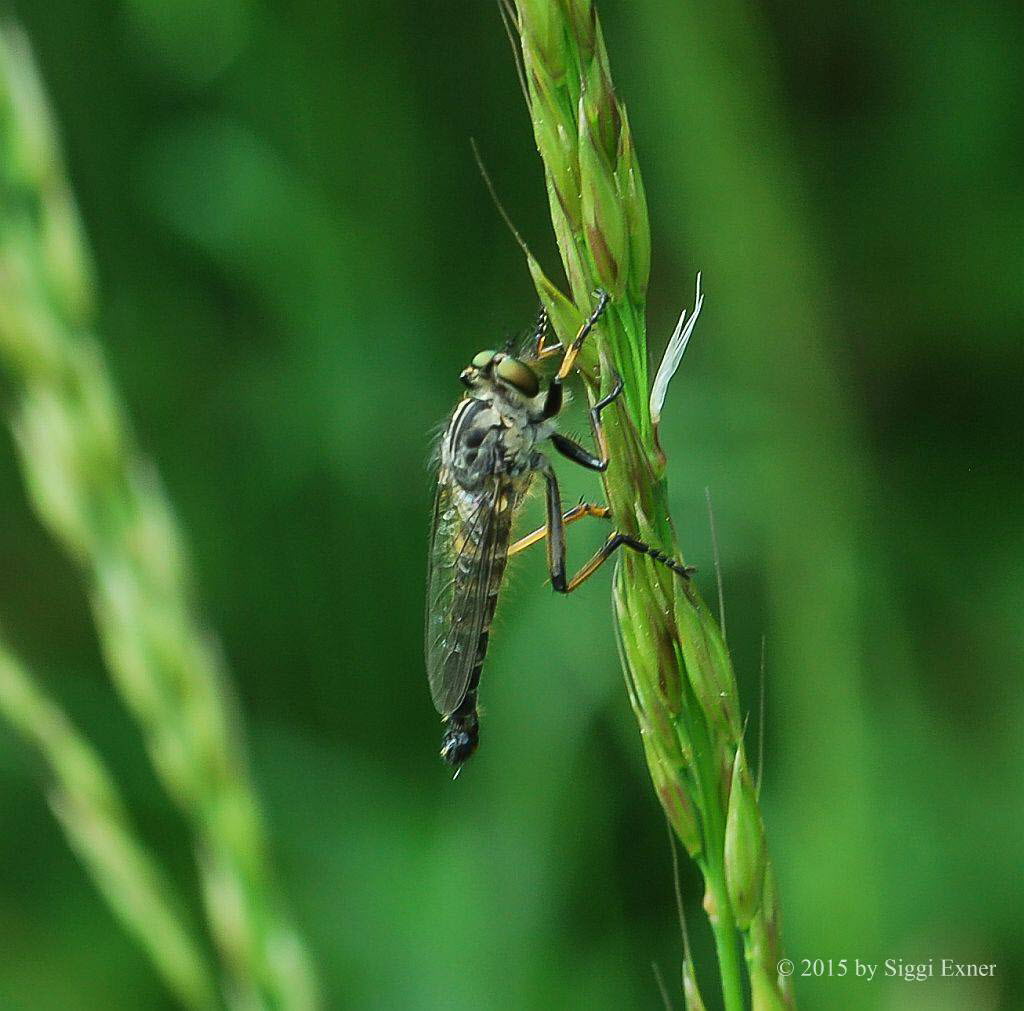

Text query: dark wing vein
(425, 475), (507, 716)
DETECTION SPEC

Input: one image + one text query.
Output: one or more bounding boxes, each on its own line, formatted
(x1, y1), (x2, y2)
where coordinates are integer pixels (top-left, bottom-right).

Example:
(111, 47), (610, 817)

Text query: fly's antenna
(470, 137), (533, 260)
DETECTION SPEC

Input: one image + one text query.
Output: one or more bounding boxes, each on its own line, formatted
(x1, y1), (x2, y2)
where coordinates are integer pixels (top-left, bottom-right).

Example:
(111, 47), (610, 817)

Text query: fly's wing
(425, 473), (509, 717)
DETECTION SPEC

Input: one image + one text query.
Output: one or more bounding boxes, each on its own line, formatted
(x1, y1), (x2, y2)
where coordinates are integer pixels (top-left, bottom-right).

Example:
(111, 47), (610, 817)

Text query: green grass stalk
(508, 2), (792, 1007)
(0, 638), (220, 1010)
(0, 23), (318, 1009)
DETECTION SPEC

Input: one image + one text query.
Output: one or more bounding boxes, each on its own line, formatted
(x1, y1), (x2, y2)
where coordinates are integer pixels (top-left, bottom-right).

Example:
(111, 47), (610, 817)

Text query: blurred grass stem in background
(509, 1), (791, 1006)
(0, 23), (318, 1009)
(0, 638), (220, 1010)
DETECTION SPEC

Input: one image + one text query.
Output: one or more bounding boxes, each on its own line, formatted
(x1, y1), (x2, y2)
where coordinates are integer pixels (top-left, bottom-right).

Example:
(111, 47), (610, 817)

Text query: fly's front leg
(532, 306), (562, 360)
(541, 290), (610, 420)
(555, 290), (610, 381)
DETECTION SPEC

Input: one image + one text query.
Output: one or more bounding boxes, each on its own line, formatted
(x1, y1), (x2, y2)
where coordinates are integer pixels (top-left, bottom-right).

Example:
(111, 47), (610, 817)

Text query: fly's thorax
(443, 390), (553, 489)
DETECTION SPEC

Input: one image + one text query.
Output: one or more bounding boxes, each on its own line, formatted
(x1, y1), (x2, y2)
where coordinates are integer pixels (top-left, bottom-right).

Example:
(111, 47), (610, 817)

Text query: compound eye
(495, 357), (539, 397)
(471, 350), (496, 369)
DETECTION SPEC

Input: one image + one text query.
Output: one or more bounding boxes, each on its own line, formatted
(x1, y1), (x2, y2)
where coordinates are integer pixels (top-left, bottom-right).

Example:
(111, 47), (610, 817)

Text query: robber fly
(425, 291), (692, 773)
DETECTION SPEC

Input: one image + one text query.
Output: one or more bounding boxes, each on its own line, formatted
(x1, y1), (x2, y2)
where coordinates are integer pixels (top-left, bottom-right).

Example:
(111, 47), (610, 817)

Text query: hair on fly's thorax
(425, 415), (452, 472)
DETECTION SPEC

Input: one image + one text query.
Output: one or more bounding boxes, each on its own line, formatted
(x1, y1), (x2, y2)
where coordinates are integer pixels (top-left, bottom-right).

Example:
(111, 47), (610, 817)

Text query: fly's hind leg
(559, 532), (696, 592)
(534, 455), (569, 589)
(508, 500), (611, 557)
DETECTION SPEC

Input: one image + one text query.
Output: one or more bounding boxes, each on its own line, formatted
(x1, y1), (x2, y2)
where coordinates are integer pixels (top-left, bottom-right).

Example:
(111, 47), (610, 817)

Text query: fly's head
(460, 349), (540, 401)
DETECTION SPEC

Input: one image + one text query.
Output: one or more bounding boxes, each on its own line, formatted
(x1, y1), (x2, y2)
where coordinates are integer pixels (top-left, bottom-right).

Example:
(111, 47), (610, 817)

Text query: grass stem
(509, 3), (792, 1006)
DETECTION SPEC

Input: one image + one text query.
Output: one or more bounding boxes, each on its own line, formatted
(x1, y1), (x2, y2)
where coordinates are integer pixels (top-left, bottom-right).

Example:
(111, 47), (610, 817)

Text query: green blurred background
(1, 1), (1020, 1008)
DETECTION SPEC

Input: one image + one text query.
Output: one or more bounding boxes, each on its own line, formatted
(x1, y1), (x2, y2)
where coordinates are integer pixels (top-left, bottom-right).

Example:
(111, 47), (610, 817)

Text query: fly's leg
(536, 456), (569, 589)
(530, 291), (690, 588)
(532, 454), (692, 590)
(549, 367), (625, 472)
(532, 453), (691, 589)
(550, 433), (602, 471)
(541, 290), (610, 420)
(532, 306), (562, 360)
(555, 289), (610, 381)
(508, 500), (611, 557)
(586, 368), (624, 469)
(558, 532), (696, 592)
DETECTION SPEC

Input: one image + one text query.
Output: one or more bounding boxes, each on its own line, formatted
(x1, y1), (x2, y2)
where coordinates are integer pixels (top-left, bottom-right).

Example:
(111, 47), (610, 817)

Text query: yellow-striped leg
(555, 290), (610, 381)
(561, 532), (696, 592)
(508, 501), (611, 557)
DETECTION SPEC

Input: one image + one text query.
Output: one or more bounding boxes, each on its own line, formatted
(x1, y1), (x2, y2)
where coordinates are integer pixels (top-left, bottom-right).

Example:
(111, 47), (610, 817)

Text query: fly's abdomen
(434, 482), (520, 771)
